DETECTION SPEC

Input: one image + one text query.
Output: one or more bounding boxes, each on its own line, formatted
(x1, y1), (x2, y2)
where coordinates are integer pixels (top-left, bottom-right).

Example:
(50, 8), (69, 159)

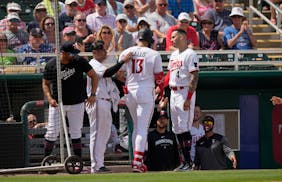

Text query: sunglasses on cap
(203, 120), (214, 125)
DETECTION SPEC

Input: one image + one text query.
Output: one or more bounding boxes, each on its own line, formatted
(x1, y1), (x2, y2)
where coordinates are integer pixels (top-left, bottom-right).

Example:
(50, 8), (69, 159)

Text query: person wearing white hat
(3, 12), (29, 51)
(223, 7), (257, 50)
(0, 2), (26, 31)
(59, 0), (78, 31)
(122, 0), (138, 33)
(114, 14), (133, 51)
(165, 12), (199, 51)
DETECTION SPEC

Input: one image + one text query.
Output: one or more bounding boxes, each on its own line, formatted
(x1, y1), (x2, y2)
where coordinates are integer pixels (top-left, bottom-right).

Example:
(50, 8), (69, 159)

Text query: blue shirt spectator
(168, 0), (194, 18)
(17, 28), (53, 65)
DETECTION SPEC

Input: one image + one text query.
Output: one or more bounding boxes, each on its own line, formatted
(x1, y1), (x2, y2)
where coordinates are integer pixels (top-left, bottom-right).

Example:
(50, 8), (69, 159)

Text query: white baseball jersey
(167, 48), (199, 87)
(190, 124), (205, 162)
(119, 46), (163, 88)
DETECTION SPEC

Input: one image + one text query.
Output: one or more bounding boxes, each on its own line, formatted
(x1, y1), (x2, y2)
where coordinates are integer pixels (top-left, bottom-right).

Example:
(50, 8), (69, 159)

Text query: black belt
(99, 98), (111, 101)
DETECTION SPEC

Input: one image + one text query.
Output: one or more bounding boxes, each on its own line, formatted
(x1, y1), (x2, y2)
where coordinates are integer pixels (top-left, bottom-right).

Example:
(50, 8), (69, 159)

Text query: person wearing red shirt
(77, 0), (95, 16)
(166, 12), (199, 51)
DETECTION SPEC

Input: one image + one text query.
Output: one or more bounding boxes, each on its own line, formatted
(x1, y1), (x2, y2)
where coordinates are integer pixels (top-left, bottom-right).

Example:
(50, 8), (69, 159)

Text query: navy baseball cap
(158, 110), (168, 119)
(60, 41), (80, 55)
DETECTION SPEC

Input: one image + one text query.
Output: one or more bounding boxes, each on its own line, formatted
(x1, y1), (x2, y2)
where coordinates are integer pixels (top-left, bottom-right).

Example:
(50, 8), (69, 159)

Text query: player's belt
(99, 98), (111, 101)
(170, 86), (185, 91)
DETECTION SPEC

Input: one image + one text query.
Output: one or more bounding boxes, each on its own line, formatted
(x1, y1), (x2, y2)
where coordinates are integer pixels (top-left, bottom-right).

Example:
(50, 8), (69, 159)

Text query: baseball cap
(62, 26), (75, 35)
(30, 28), (44, 37)
(6, 12), (21, 21)
(137, 17), (150, 26)
(138, 28), (154, 44)
(65, 0), (78, 5)
(123, 0), (134, 7)
(34, 3), (46, 10)
(158, 110), (168, 119)
(95, 0), (107, 4)
(116, 14), (127, 22)
(229, 7), (245, 17)
(7, 2), (21, 11)
(201, 14), (214, 23)
(60, 41), (80, 55)
(178, 12), (191, 22)
(91, 40), (105, 50)
(202, 115), (215, 125)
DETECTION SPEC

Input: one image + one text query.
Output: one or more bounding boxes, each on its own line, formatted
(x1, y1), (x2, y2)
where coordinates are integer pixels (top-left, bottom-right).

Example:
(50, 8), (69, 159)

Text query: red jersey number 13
(132, 58), (144, 73)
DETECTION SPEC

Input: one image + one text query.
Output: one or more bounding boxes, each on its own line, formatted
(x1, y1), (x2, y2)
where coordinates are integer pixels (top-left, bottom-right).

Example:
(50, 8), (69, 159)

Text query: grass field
(0, 169), (281, 182)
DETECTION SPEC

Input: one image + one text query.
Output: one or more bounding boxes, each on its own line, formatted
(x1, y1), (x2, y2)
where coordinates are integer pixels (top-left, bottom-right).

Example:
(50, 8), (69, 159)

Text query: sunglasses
(45, 22), (55, 26)
(69, 3), (78, 7)
(158, 3), (167, 7)
(118, 19), (127, 24)
(180, 20), (189, 24)
(9, 18), (20, 23)
(202, 21), (213, 25)
(98, 2), (107, 6)
(65, 32), (76, 36)
(125, 5), (134, 9)
(203, 120), (214, 125)
(102, 31), (112, 35)
(36, 9), (47, 12)
(215, 0), (223, 2)
(76, 19), (86, 22)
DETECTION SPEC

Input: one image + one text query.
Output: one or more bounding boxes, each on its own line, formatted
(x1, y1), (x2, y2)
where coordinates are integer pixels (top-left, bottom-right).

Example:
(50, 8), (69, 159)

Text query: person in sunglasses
(59, 0), (78, 31)
(114, 14), (133, 51)
(198, 14), (223, 50)
(122, 0), (138, 33)
(194, 115), (237, 170)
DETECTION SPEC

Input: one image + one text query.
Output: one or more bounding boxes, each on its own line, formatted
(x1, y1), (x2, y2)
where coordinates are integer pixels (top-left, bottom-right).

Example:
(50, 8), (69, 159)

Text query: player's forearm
(42, 79), (53, 101)
(188, 71), (199, 93)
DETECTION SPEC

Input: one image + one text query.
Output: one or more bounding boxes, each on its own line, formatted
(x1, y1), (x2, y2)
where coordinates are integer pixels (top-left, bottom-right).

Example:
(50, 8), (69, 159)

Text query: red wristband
(187, 91), (193, 100)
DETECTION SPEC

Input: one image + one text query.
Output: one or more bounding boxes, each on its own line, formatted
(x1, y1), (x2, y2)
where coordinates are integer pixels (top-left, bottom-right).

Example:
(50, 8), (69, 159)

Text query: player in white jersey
(86, 40), (132, 173)
(190, 105), (205, 163)
(118, 28), (164, 173)
(163, 28), (199, 171)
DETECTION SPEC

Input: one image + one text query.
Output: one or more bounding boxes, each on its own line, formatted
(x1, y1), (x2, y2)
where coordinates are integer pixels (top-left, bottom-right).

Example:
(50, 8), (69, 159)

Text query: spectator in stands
(114, 14), (133, 51)
(201, 0), (232, 35)
(223, 7), (257, 50)
(4, 13), (29, 51)
(145, 110), (180, 171)
(168, 0), (194, 19)
(0, 33), (16, 65)
(132, 17), (158, 50)
(270, 0), (282, 25)
(150, 0), (177, 51)
(96, 25), (116, 64)
(133, 0), (155, 17)
(40, 0), (66, 17)
(122, 0), (138, 33)
(166, 12), (199, 51)
(0, 2), (27, 32)
(86, 0), (116, 33)
(193, 0), (213, 17)
(194, 115), (237, 170)
(17, 28), (53, 65)
(62, 26), (77, 43)
(198, 14), (223, 50)
(59, 0), (78, 31)
(41, 16), (56, 49)
(77, 0), (95, 16)
(73, 12), (94, 52)
(107, 0), (124, 15)
(190, 105), (204, 163)
(27, 3), (47, 33)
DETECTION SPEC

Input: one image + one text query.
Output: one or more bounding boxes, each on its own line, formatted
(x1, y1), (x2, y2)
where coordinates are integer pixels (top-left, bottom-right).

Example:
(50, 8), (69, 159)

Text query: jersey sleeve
(153, 52), (163, 74)
(187, 51), (199, 73)
(118, 49), (128, 71)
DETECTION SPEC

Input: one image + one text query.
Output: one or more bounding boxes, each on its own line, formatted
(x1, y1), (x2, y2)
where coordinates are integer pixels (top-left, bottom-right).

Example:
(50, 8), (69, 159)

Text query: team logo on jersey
(170, 60), (183, 71)
(61, 68), (75, 80)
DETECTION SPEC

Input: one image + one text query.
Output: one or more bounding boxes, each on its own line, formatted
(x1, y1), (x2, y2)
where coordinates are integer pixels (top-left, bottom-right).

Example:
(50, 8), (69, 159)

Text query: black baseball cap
(158, 110), (168, 119)
(91, 40), (105, 51)
(138, 28), (154, 44)
(60, 41), (80, 55)
(30, 28), (44, 37)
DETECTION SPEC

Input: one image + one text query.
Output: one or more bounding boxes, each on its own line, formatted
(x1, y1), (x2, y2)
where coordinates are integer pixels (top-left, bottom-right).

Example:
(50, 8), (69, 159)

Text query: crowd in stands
(0, 0), (258, 66)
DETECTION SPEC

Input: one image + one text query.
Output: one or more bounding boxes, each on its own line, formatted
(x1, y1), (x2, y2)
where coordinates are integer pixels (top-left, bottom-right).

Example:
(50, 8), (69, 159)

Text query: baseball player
(190, 105), (205, 163)
(163, 28), (199, 171)
(86, 40), (132, 173)
(42, 41), (98, 158)
(118, 28), (164, 173)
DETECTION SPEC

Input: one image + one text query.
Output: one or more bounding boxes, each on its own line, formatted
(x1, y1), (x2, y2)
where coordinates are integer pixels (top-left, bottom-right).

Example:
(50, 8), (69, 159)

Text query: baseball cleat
(174, 162), (193, 172)
(132, 164), (147, 173)
(91, 166), (112, 173)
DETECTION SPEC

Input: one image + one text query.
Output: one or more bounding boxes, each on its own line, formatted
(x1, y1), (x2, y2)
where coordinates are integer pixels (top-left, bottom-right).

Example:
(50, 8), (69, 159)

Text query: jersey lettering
(132, 58), (144, 73)
(170, 60), (183, 71)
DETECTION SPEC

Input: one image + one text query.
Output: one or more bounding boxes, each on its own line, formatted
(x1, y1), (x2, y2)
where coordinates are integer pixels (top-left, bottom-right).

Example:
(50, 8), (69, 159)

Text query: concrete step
(256, 39), (282, 48)
(251, 24), (274, 32)
(253, 32), (281, 39)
